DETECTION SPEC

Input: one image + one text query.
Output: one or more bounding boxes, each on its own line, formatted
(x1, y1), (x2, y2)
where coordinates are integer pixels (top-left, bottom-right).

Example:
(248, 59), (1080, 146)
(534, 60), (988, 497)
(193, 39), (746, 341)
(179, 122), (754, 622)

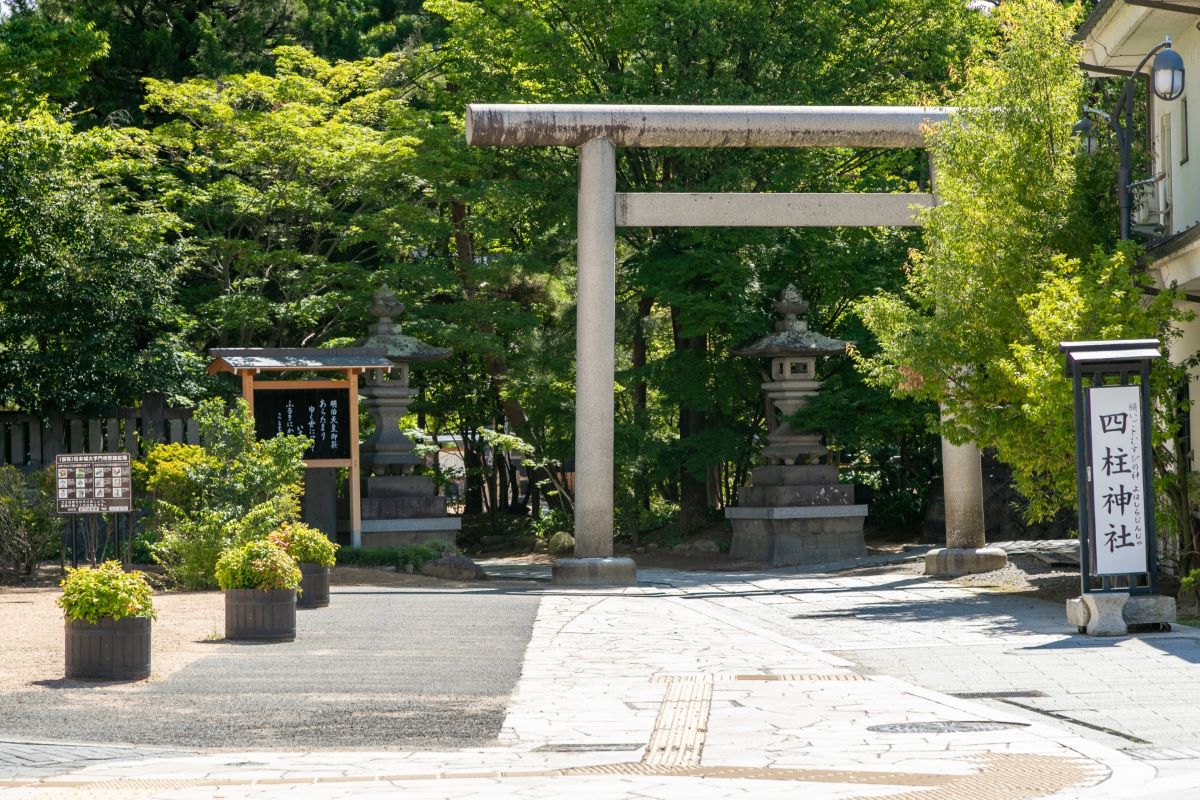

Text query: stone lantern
(725, 285), (868, 565)
(355, 287), (459, 547)
(734, 284), (847, 466)
(357, 287), (451, 473)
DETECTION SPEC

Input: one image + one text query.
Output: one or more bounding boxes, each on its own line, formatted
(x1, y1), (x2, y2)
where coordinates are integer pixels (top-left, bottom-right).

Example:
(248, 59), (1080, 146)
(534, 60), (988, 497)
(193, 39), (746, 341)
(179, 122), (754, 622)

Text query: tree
(142, 46), (425, 349)
(855, 0), (1187, 523)
(419, 0), (989, 530)
(0, 113), (201, 414)
(37, 0), (441, 123)
(0, 6), (108, 118)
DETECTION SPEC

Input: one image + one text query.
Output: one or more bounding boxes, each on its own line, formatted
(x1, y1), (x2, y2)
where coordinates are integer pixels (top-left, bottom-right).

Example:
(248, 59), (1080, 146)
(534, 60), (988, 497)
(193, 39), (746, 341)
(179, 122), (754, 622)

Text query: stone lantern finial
(774, 284), (809, 330)
(369, 286), (405, 333)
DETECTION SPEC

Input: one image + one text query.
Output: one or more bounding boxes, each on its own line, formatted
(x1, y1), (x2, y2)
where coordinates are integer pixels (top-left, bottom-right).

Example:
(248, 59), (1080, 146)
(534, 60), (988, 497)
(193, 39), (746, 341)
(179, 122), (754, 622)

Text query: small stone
(418, 555), (485, 581)
(672, 539), (722, 555)
(547, 531), (575, 556)
(403, 563), (414, 574)
(647, 543), (659, 551)
(1065, 597), (1090, 628)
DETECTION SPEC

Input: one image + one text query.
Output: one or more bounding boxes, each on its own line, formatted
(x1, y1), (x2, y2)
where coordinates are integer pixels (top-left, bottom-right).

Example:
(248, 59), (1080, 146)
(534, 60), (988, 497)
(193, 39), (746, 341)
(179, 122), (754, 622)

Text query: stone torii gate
(466, 104), (1004, 584)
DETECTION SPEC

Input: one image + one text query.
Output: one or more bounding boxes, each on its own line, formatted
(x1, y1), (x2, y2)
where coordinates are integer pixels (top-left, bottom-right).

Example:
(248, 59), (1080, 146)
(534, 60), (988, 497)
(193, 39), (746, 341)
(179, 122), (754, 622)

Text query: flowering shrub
(215, 539), (301, 591)
(267, 522), (338, 567)
(57, 561), (156, 624)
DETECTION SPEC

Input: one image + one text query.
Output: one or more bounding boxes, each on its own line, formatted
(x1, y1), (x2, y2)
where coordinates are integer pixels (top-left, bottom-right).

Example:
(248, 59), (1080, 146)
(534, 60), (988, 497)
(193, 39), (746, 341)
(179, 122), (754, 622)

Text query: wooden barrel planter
(65, 617), (151, 681)
(224, 589), (297, 642)
(297, 563), (330, 609)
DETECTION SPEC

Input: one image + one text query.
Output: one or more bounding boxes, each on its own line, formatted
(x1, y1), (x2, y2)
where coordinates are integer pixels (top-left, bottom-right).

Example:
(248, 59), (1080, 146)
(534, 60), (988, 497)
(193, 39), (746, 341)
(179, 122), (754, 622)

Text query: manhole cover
(868, 721), (1028, 734)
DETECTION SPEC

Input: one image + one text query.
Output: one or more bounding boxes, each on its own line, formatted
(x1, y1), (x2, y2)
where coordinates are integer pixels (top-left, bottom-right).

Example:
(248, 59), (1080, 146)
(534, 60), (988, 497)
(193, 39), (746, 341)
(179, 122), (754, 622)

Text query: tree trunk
(633, 296), (654, 512)
(451, 201), (535, 444)
(671, 306), (709, 531)
(497, 451), (509, 514)
(462, 434), (483, 515)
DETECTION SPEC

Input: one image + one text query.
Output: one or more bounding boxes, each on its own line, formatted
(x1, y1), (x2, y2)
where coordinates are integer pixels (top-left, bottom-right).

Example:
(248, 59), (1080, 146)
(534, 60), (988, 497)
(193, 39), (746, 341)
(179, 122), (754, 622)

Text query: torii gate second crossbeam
(466, 103), (975, 585)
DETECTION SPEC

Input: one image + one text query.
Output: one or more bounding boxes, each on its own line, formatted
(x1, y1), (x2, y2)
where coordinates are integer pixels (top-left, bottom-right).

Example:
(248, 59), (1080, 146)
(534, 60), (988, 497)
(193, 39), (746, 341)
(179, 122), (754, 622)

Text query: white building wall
(1153, 23), (1199, 235)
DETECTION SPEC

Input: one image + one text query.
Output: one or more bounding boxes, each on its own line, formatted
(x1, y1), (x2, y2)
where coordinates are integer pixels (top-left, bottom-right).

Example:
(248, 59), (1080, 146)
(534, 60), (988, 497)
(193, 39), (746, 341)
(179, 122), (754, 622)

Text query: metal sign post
(54, 452), (134, 567)
(1061, 340), (1160, 597)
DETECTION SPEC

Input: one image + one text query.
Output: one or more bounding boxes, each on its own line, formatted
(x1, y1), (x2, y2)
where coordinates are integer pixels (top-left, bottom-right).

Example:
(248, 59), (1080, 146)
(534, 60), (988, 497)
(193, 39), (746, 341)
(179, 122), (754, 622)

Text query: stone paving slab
(6, 558), (1198, 798)
(0, 579), (1131, 799)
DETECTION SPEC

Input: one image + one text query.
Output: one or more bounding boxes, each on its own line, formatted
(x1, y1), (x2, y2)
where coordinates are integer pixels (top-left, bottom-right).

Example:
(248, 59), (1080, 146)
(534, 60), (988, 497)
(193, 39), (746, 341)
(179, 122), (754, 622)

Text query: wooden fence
(0, 394), (197, 469)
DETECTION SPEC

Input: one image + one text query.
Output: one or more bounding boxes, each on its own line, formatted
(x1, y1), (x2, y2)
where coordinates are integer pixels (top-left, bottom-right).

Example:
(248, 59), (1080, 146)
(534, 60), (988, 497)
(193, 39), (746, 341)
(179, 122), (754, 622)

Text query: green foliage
(1182, 569), (1200, 598)
(142, 47), (422, 350)
(856, 0), (1188, 522)
(0, 9), (108, 117)
(0, 465), (62, 581)
(214, 539), (301, 591)
(415, 0), (987, 529)
(133, 443), (217, 509)
(268, 521), (338, 567)
(528, 509), (571, 540)
(151, 398), (310, 588)
(57, 561), (156, 624)
(37, 0), (435, 122)
(334, 542), (454, 570)
(3, 0), (1009, 540)
(0, 113), (202, 414)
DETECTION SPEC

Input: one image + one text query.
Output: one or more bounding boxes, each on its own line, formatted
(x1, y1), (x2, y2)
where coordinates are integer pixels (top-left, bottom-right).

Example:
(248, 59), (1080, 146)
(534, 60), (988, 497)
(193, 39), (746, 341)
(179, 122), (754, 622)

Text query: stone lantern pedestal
(726, 286), (867, 565)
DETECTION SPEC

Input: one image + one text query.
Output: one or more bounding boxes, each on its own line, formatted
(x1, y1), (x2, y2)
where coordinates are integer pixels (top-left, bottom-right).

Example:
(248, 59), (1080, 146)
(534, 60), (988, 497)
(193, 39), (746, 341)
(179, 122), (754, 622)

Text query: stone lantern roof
(357, 286), (452, 363)
(732, 284), (849, 358)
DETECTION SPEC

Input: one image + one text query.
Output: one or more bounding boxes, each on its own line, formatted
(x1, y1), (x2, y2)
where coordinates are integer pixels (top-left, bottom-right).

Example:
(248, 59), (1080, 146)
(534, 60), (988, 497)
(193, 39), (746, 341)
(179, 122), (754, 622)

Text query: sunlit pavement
(5, 558), (1200, 799)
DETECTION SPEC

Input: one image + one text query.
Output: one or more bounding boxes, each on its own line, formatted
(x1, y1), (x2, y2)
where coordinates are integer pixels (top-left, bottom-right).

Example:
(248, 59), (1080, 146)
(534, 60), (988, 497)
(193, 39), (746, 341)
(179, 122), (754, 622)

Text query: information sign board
(55, 453), (133, 515)
(1087, 385), (1148, 576)
(253, 387), (351, 461)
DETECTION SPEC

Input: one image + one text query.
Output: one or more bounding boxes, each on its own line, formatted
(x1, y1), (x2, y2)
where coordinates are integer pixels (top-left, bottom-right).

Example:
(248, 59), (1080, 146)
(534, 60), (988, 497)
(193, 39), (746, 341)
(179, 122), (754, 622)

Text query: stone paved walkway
(4, 560), (1200, 799)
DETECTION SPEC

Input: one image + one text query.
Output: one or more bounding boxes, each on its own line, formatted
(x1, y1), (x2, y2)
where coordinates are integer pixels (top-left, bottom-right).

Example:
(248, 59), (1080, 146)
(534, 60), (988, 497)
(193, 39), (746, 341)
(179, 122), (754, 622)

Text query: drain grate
(1125, 746), (1200, 761)
(952, 691), (1046, 699)
(650, 673), (866, 683)
(869, 721), (1029, 734)
(534, 743), (642, 752)
(733, 674), (868, 682)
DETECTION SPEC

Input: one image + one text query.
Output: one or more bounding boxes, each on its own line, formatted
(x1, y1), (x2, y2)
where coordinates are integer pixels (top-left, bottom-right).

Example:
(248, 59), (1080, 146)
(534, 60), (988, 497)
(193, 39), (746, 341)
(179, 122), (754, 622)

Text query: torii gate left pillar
(467, 104), (1004, 584)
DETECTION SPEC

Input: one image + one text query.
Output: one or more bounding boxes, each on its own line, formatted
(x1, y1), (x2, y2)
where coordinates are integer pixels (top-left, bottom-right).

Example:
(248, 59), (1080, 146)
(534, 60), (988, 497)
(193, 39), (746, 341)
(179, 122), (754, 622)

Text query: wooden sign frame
(208, 348), (393, 548)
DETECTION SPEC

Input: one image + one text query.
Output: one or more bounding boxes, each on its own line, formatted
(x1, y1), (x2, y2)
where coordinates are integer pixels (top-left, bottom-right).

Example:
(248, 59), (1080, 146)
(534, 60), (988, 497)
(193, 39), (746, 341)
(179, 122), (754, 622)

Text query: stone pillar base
(924, 546), (1008, 577)
(552, 557), (637, 586)
(1066, 592), (1129, 636)
(1066, 593), (1174, 634)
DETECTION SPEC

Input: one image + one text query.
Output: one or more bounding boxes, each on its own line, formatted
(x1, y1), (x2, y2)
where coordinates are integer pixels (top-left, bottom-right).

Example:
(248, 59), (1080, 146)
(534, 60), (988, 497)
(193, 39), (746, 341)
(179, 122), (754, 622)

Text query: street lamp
(1075, 36), (1185, 240)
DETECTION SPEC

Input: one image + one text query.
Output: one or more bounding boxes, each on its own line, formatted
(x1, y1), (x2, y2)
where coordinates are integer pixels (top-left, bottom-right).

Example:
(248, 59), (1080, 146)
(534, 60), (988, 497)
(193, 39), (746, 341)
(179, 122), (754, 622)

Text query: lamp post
(1075, 36), (1185, 240)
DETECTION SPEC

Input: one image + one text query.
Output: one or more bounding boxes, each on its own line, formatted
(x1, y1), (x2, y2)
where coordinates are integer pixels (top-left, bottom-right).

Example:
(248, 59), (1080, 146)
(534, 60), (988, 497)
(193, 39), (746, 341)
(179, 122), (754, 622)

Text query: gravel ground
(837, 552), (1084, 605)
(952, 555), (1082, 605)
(3, 571), (541, 750)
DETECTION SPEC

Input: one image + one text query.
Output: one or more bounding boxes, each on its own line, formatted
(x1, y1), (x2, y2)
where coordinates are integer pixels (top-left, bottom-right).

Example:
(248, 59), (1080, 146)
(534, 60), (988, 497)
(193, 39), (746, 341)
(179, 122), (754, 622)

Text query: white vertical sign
(1088, 385), (1148, 576)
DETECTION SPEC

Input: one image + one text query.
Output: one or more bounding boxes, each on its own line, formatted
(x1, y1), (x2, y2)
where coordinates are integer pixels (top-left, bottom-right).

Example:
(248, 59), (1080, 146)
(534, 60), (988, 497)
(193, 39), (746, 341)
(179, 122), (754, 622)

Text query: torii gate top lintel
(466, 103), (954, 149)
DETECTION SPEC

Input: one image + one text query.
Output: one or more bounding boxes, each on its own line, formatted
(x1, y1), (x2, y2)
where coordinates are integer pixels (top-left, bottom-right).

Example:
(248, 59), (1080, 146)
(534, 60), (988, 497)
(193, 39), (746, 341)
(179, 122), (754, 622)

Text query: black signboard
(55, 453), (133, 514)
(254, 388), (350, 460)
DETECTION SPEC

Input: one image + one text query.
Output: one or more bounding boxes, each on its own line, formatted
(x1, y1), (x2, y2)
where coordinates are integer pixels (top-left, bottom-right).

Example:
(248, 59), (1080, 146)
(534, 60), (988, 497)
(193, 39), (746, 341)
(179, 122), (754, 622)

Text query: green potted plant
(57, 561), (155, 680)
(268, 522), (338, 609)
(215, 539), (301, 642)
